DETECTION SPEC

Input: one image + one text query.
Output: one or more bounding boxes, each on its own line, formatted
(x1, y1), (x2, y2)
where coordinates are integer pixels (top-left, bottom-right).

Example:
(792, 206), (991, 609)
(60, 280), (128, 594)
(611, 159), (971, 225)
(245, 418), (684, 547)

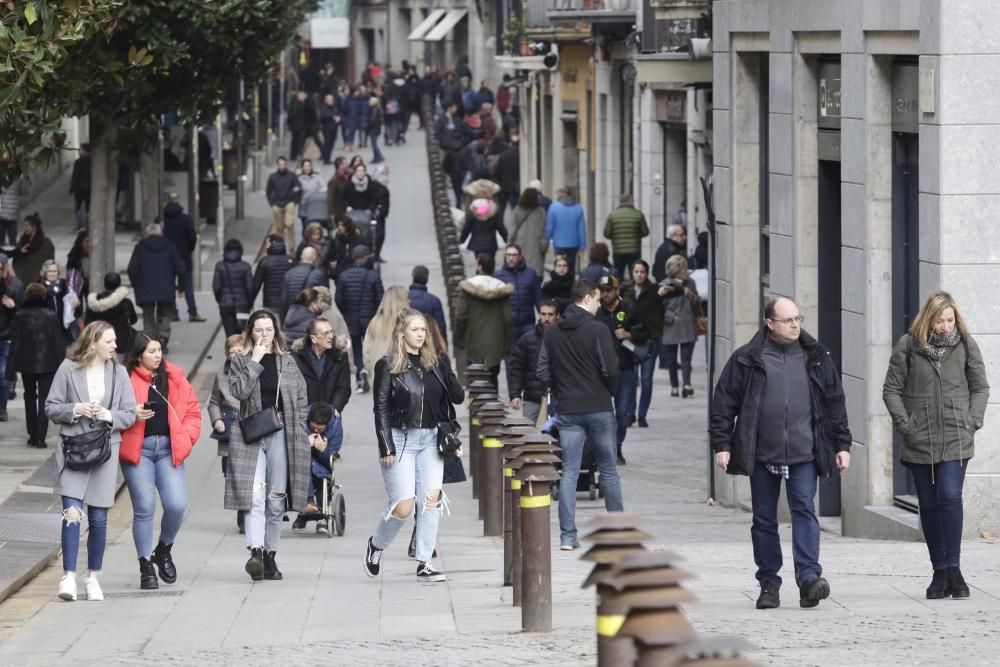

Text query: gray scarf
(923, 329), (961, 361)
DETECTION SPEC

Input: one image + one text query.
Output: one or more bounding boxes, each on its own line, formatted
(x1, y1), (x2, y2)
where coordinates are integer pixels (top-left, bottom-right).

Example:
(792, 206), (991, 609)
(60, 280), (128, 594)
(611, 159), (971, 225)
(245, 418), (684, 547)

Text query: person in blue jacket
(408, 265), (447, 342)
(545, 185), (586, 271)
(294, 401), (343, 535)
(342, 86), (369, 152)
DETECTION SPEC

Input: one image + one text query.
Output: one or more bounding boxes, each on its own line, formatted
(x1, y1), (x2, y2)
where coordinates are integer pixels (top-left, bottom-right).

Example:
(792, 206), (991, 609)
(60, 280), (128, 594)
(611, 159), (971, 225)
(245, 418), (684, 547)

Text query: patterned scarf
(924, 329), (961, 361)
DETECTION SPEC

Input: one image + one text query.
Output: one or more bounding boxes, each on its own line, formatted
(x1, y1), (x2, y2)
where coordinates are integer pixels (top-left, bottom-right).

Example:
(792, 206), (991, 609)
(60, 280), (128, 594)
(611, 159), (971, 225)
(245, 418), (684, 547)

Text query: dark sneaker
(560, 541), (580, 551)
(416, 561), (446, 583)
(926, 569), (949, 599)
(237, 511), (245, 534)
(627, 415), (636, 427)
(189, 314), (207, 323)
(637, 417), (649, 428)
(316, 520), (329, 535)
(617, 451), (627, 465)
(245, 547), (264, 581)
(360, 369), (370, 394)
(799, 577), (830, 608)
(0, 409), (7, 422)
(756, 581), (780, 609)
(947, 567), (970, 599)
(139, 557), (159, 590)
(364, 537), (383, 578)
(292, 515), (307, 530)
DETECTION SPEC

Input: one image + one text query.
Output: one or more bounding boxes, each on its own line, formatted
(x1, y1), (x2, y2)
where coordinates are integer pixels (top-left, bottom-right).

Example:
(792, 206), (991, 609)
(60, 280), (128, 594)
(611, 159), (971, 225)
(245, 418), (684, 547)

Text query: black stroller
(542, 396), (599, 501)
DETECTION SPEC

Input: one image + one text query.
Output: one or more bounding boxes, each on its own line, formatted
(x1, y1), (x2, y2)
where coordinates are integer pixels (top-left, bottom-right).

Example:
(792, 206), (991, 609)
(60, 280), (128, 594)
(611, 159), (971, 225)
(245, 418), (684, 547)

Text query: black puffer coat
(509, 324), (546, 403)
(212, 247), (253, 313)
(9, 298), (66, 376)
(283, 304), (316, 343)
(335, 264), (384, 336)
(127, 235), (184, 305)
(85, 286), (138, 354)
(373, 354), (465, 458)
(252, 241), (294, 312)
(282, 262), (328, 305)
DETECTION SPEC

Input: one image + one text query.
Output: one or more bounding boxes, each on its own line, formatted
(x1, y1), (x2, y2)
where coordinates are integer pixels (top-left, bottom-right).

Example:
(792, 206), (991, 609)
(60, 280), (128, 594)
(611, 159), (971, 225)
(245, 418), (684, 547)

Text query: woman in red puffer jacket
(119, 332), (202, 591)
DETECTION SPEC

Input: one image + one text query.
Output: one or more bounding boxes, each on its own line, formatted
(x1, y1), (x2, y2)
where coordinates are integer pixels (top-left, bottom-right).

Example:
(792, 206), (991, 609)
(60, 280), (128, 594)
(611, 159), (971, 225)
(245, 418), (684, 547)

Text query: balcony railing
(546, 0), (638, 25)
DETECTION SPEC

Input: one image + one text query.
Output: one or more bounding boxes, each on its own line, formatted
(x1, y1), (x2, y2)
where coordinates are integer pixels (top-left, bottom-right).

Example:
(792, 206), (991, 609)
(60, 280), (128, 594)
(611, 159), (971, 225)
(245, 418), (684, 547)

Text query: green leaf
(24, 4), (38, 26)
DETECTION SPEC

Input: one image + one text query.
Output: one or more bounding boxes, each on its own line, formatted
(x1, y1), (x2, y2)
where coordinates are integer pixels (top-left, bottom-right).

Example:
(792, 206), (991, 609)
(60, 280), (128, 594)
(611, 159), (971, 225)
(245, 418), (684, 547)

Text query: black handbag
(442, 453), (467, 484)
(62, 368), (116, 471)
(437, 399), (462, 457)
(238, 363), (283, 444)
(209, 406), (239, 443)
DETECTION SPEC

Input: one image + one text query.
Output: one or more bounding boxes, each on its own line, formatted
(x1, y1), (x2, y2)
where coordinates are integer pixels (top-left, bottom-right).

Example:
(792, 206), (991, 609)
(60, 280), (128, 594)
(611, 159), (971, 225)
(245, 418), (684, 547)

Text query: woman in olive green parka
(882, 291), (989, 602)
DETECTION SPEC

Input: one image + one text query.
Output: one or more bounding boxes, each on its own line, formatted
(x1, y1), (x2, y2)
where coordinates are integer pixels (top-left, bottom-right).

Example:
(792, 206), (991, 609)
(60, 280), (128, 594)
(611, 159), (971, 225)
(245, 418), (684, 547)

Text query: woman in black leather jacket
(363, 308), (464, 583)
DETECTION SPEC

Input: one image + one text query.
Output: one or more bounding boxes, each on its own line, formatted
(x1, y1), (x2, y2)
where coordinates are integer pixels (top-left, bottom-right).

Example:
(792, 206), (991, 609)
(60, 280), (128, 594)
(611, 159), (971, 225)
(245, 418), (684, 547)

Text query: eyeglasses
(768, 315), (804, 326)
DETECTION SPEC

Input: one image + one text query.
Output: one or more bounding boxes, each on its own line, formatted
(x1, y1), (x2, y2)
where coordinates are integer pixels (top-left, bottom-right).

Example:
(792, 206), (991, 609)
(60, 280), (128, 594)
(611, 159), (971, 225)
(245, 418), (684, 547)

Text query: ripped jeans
(61, 497), (108, 573)
(245, 430), (287, 552)
(372, 428), (446, 562)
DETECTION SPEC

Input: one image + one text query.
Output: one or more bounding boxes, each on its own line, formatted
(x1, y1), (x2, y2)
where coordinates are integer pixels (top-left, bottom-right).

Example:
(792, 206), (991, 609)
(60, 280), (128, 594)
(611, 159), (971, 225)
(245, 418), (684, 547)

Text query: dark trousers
(496, 191), (519, 225)
(614, 366), (637, 448)
(0, 218), (16, 245)
(636, 337), (662, 418)
(910, 460), (968, 569)
(374, 221), (386, 259)
(750, 461), (821, 588)
(22, 371), (55, 444)
(291, 129), (322, 161)
(321, 124), (338, 162)
(141, 302), (175, 347)
(177, 270), (198, 317)
(220, 309), (245, 337)
(613, 252), (641, 280)
(663, 341), (695, 387)
(369, 130), (384, 163)
(351, 334), (364, 380)
(553, 246), (579, 273)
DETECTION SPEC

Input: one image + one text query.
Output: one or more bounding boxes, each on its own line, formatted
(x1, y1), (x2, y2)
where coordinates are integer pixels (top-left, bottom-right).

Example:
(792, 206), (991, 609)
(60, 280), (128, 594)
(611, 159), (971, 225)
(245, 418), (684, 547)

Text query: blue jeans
(636, 338), (661, 419)
(749, 461), (821, 588)
(369, 130), (384, 163)
(556, 411), (624, 546)
(0, 340), (10, 410)
(176, 270), (198, 317)
(61, 497), (108, 572)
(372, 428), (446, 562)
(246, 430), (287, 551)
(121, 435), (187, 559)
(614, 366), (637, 448)
(910, 460), (968, 569)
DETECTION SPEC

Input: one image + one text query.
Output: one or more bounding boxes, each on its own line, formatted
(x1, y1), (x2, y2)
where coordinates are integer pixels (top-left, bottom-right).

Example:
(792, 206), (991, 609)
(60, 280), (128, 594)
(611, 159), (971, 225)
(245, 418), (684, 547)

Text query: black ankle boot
(926, 569), (948, 599)
(139, 557), (159, 590)
(245, 547), (264, 581)
(263, 551), (283, 580)
(151, 541), (177, 584)
(947, 566), (970, 599)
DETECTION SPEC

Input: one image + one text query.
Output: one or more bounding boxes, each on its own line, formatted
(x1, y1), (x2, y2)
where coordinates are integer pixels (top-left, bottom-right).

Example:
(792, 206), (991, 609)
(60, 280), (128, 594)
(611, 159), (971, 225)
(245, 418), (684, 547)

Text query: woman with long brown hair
(364, 309), (464, 583)
(883, 290), (989, 600)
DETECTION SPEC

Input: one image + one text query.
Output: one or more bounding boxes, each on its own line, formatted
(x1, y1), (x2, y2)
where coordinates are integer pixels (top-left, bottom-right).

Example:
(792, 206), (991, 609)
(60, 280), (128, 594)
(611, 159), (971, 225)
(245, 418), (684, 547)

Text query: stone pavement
(1, 133), (1000, 666)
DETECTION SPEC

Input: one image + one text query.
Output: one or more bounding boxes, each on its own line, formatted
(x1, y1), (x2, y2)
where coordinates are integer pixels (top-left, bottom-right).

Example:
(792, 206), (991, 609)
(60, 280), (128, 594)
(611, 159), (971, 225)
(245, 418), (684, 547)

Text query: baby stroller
(300, 190), (331, 231)
(346, 208), (380, 274)
(542, 397), (599, 502)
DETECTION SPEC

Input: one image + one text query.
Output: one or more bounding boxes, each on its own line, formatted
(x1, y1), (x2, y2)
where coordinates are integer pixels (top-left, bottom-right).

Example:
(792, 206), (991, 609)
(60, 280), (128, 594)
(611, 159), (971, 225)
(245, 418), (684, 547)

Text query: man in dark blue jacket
(494, 244), (541, 344)
(335, 245), (383, 393)
(161, 194), (205, 323)
(408, 265), (447, 342)
(127, 223), (185, 351)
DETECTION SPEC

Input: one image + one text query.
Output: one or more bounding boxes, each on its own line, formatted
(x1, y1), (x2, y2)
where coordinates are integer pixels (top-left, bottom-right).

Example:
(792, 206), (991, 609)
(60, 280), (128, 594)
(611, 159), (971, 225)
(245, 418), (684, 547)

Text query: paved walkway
(1, 134), (999, 666)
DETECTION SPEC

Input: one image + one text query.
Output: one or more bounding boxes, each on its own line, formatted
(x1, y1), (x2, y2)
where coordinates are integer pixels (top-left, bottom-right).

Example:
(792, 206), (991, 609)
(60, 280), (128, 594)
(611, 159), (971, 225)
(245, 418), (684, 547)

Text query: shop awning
(424, 9), (467, 42)
(408, 8), (446, 41)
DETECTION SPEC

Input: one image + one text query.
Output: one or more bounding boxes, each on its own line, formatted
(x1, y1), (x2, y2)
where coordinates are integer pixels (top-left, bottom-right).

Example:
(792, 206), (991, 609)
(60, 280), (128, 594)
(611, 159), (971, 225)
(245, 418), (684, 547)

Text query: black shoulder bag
(432, 364), (462, 457)
(62, 367), (116, 471)
(239, 360), (284, 444)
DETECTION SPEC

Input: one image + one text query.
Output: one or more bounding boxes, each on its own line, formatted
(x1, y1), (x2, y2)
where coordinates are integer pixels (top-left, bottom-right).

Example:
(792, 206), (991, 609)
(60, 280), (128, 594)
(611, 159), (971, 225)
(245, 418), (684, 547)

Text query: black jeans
(0, 218), (16, 245)
(22, 372), (55, 444)
(220, 309), (244, 337)
(663, 341), (695, 387)
(910, 460), (968, 569)
(321, 123), (338, 162)
(613, 252), (641, 280)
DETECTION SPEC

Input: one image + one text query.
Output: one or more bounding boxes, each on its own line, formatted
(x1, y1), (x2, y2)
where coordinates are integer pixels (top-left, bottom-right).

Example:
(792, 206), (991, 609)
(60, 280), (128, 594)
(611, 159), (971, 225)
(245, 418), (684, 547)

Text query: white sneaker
(84, 576), (104, 601)
(58, 575), (77, 601)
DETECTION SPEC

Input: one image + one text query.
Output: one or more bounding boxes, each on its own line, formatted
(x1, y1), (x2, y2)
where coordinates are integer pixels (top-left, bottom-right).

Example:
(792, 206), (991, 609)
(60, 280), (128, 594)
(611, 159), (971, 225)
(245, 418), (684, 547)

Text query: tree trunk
(139, 146), (161, 225)
(88, 122), (119, 292)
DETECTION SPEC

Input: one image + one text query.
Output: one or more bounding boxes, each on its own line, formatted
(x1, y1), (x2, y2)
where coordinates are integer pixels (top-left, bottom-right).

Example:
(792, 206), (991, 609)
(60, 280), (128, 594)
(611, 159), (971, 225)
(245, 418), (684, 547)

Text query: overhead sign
(311, 17), (350, 49)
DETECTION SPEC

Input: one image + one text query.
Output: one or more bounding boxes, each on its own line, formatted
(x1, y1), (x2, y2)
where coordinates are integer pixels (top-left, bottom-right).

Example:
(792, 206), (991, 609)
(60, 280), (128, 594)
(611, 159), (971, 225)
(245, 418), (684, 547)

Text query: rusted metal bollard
(595, 550), (697, 667)
(477, 413), (510, 537)
(473, 402), (507, 521)
(579, 515), (654, 666)
(503, 434), (558, 593)
(496, 422), (539, 581)
(518, 460), (560, 632)
(465, 381), (497, 500)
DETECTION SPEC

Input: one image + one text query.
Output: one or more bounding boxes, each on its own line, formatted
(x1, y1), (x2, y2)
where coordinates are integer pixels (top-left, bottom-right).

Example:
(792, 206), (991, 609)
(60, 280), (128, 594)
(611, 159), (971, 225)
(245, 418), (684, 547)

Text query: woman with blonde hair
(362, 285), (410, 374)
(883, 290), (989, 600)
(364, 309), (464, 582)
(226, 309), (310, 582)
(45, 321), (137, 601)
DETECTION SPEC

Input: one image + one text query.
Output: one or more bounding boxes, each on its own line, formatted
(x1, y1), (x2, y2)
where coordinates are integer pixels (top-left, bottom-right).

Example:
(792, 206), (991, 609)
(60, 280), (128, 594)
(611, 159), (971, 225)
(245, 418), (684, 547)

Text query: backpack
(386, 98), (400, 115)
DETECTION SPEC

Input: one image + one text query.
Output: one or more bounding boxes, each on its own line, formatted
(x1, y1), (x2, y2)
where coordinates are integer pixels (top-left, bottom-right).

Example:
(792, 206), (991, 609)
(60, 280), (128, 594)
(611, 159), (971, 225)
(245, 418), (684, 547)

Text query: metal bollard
(500, 430), (556, 587)
(594, 550), (697, 666)
(579, 514), (654, 666)
(634, 636), (756, 667)
(477, 415), (509, 536)
(473, 403), (507, 519)
(507, 440), (560, 605)
(465, 380), (497, 498)
(518, 461), (561, 632)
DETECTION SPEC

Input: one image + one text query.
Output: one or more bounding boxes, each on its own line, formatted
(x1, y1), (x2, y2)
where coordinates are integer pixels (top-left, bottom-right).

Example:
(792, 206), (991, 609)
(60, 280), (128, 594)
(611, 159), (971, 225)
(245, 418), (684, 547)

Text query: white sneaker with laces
(84, 576), (104, 601)
(58, 575), (77, 601)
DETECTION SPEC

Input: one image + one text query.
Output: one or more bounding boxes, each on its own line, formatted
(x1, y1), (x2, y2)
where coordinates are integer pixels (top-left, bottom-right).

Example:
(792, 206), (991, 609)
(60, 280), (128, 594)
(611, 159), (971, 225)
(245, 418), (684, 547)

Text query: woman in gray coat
(45, 320), (137, 602)
(507, 187), (548, 276)
(882, 290), (989, 600)
(661, 254), (700, 398)
(225, 310), (309, 582)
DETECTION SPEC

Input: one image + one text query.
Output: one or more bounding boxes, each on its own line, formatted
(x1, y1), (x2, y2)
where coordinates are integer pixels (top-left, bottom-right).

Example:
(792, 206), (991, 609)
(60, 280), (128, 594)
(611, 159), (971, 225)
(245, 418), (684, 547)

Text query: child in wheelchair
(292, 401), (344, 535)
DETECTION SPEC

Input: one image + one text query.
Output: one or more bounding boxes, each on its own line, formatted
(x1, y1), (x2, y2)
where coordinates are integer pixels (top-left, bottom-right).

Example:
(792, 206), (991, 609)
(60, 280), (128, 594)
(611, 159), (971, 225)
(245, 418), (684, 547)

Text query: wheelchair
(295, 453), (346, 538)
